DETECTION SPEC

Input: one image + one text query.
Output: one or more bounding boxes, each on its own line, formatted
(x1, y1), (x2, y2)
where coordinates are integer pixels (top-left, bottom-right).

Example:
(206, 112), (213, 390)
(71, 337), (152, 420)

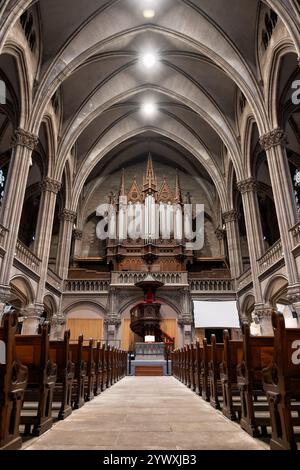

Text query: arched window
(25, 14), (33, 40)
(270, 10), (278, 28)
(20, 11), (28, 28)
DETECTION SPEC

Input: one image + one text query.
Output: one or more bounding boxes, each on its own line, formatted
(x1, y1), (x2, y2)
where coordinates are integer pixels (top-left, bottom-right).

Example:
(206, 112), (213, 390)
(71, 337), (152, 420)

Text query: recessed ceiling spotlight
(142, 52), (157, 69)
(142, 102), (156, 117)
(143, 9), (155, 19)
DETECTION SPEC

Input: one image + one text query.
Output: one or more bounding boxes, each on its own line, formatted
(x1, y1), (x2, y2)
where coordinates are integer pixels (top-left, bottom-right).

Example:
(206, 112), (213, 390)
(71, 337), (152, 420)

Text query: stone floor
(23, 377), (269, 451)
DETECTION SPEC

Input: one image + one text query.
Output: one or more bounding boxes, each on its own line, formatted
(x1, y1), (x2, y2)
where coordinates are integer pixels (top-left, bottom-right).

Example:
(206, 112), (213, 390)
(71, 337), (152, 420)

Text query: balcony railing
(15, 240), (41, 274)
(111, 271), (189, 286)
(64, 279), (110, 293)
(258, 239), (283, 274)
(189, 278), (234, 293)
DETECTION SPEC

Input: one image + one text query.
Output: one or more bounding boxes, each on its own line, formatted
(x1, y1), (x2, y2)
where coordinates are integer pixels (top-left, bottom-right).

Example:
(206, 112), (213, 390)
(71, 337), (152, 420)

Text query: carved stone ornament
(11, 128), (39, 150)
(287, 285), (300, 304)
(215, 227), (226, 240)
(259, 128), (285, 151)
(223, 210), (238, 223)
(255, 307), (274, 320)
(60, 209), (77, 222)
(40, 177), (61, 194)
(73, 229), (83, 240)
(237, 178), (258, 194)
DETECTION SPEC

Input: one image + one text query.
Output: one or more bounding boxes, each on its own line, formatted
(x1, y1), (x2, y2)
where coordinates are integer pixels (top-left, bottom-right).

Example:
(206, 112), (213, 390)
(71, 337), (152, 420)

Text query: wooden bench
(220, 329), (243, 421)
(49, 330), (74, 420)
(93, 341), (102, 396)
(209, 335), (224, 410)
(194, 341), (202, 396)
(201, 339), (211, 402)
(0, 312), (28, 450)
(263, 311), (300, 450)
(237, 323), (273, 437)
(101, 344), (107, 392)
(82, 339), (95, 402)
(189, 344), (196, 392)
(69, 335), (86, 409)
(105, 345), (111, 389)
(16, 323), (57, 436)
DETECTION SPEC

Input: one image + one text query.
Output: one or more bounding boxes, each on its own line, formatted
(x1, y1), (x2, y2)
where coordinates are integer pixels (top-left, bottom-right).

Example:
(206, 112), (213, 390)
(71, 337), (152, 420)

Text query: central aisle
(24, 377), (268, 450)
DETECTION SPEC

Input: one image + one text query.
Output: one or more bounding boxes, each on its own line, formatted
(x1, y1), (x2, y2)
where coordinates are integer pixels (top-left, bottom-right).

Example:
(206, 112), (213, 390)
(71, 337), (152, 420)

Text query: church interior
(0, 0), (300, 452)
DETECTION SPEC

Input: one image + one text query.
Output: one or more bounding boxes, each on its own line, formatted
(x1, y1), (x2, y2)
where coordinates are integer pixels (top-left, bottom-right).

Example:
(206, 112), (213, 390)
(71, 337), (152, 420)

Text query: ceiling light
(143, 9), (155, 19)
(142, 102), (156, 117)
(142, 52), (157, 69)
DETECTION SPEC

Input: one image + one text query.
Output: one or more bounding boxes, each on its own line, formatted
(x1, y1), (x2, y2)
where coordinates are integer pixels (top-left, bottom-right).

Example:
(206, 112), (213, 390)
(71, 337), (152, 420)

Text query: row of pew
(0, 312), (127, 450)
(172, 311), (300, 450)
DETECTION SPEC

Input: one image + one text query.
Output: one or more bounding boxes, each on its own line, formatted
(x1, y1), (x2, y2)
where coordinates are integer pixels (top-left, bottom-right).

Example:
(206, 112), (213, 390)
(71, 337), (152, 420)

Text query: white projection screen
(193, 301), (240, 328)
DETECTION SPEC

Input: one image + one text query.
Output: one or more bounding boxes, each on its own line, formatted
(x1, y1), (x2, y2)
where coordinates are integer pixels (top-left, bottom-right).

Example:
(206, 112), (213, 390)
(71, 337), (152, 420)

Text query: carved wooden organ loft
(106, 153), (195, 272)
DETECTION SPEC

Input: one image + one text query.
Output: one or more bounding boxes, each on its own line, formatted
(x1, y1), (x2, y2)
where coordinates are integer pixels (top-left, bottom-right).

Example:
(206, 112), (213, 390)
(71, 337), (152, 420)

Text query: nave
(23, 377), (268, 451)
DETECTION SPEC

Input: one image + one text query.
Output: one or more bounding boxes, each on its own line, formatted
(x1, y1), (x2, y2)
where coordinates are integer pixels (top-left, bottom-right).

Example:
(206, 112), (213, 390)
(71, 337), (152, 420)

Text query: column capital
(237, 177), (258, 194)
(11, 128), (39, 151)
(255, 306), (274, 320)
(40, 177), (61, 194)
(259, 128), (286, 151)
(73, 229), (83, 240)
(223, 210), (239, 223)
(60, 209), (76, 222)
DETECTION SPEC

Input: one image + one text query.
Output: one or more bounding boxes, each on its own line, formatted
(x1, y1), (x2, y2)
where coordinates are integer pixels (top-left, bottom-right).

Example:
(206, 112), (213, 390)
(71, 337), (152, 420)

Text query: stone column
(178, 319), (193, 345)
(0, 129), (38, 295)
(49, 313), (66, 340)
(72, 229), (83, 265)
(215, 226), (226, 257)
(237, 178), (265, 313)
(56, 209), (77, 279)
(106, 288), (121, 343)
(34, 177), (61, 305)
(105, 319), (121, 344)
(223, 210), (243, 279)
(260, 128), (300, 301)
(255, 305), (274, 336)
(21, 303), (43, 335)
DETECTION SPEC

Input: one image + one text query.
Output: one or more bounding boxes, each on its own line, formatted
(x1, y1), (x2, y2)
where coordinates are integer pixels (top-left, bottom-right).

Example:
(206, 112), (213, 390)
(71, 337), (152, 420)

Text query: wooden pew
(220, 330), (243, 419)
(189, 344), (196, 392)
(93, 341), (102, 396)
(184, 346), (190, 388)
(220, 330), (243, 420)
(16, 323), (57, 436)
(106, 345), (112, 389)
(194, 341), (202, 396)
(101, 344), (107, 392)
(262, 311), (300, 450)
(237, 323), (273, 437)
(209, 335), (224, 410)
(49, 330), (74, 420)
(82, 339), (95, 402)
(69, 335), (87, 409)
(201, 338), (211, 402)
(0, 312), (28, 450)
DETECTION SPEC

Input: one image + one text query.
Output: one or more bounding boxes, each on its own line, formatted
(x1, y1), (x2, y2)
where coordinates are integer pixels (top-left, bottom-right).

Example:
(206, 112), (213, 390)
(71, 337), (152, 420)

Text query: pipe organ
(106, 154), (194, 271)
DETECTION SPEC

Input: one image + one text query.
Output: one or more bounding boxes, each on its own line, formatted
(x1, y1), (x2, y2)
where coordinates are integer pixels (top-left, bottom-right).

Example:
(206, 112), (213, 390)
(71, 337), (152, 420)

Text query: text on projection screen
(193, 301), (240, 328)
